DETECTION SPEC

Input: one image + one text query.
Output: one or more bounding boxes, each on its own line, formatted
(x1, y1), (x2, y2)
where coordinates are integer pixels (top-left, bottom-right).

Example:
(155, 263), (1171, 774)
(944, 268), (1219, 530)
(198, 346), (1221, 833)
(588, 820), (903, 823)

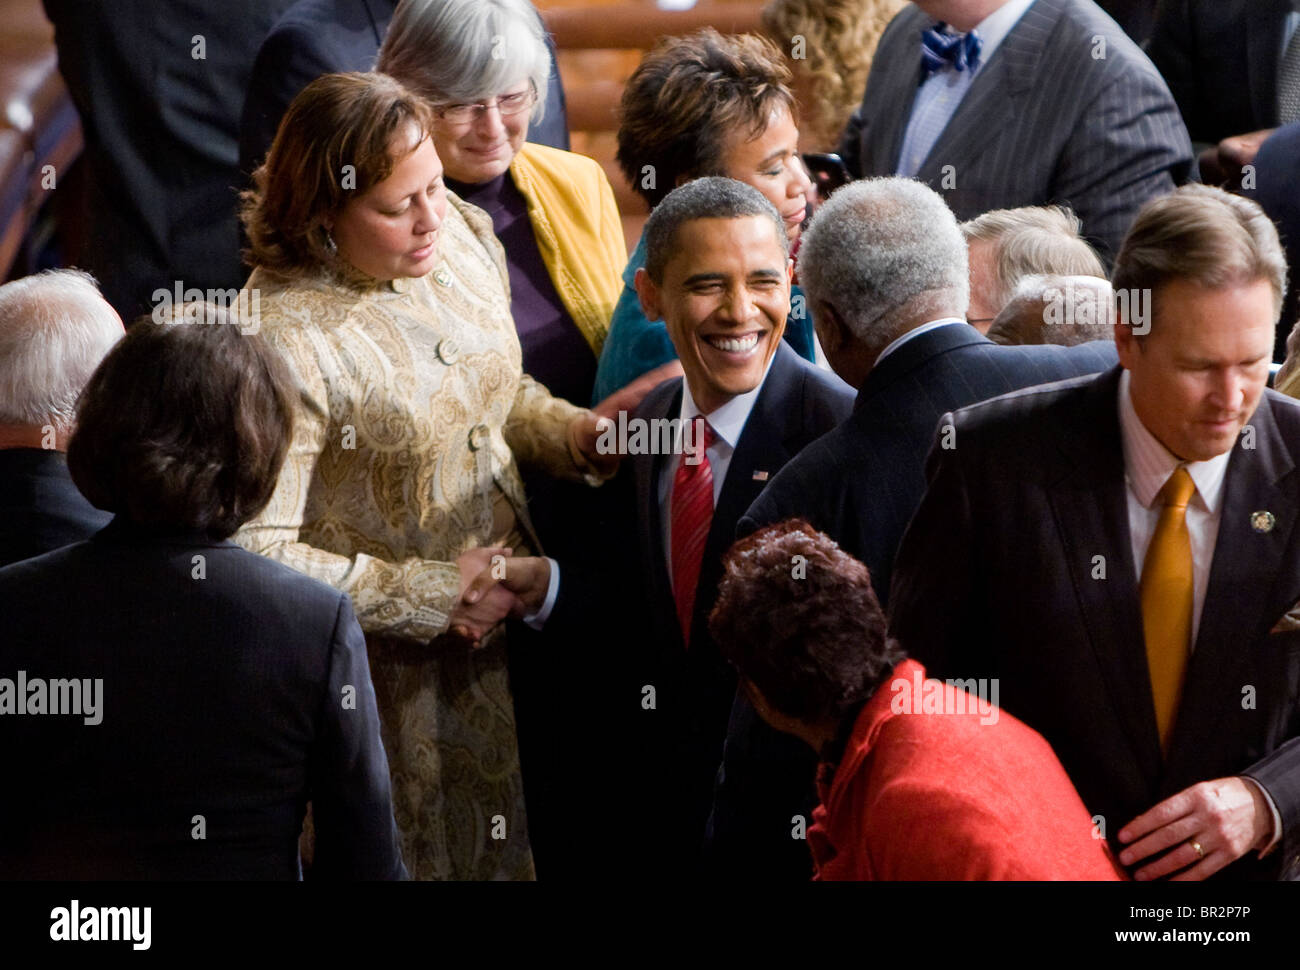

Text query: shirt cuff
(1241, 775), (1283, 857)
(522, 557), (560, 631)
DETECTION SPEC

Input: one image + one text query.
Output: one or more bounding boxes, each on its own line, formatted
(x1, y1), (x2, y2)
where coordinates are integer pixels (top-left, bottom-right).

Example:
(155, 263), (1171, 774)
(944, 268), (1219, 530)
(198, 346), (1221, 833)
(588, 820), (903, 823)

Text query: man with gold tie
(888, 183), (1300, 880)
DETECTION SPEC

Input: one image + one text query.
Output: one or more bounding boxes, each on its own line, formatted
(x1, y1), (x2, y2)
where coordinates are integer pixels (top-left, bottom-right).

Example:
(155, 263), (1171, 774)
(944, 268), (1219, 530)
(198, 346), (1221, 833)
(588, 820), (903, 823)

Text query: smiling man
(611, 177), (852, 874)
(889, 183), (1300, 881)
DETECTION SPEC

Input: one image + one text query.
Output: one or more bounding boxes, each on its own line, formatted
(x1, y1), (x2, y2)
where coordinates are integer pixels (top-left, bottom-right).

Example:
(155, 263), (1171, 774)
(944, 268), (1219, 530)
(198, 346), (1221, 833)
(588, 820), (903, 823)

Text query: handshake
(446, 546), (554, 647)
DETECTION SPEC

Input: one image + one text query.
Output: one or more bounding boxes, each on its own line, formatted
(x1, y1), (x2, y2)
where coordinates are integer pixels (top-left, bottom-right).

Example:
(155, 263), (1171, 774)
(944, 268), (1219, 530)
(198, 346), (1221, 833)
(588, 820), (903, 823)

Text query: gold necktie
(1139, 466), (1196, 749)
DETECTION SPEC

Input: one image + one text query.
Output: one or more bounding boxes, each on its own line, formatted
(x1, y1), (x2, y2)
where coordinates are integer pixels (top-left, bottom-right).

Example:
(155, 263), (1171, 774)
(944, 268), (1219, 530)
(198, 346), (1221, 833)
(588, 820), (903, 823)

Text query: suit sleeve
(235, 337), (461, 645)
(1049, 68), (1193, 263)
(837, 104), (866, 179)
(239, 25), (340, 176)
(1242, 733), (1300, 872)
(307, 595), (407, 880)
(1145, 1), (1204, 145)
(887, 412), (981, 679)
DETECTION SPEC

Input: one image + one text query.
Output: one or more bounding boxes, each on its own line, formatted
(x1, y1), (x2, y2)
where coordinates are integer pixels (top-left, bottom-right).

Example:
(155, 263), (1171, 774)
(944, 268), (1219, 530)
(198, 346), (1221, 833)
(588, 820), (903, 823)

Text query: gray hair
(0, 269), (123, 431)
(798, 177), (969, 342)
(987, 274), (1114, 347)
(962, 205), (1106, 314)
(377, 0), (549, 123)
(643, 177), (790, 283)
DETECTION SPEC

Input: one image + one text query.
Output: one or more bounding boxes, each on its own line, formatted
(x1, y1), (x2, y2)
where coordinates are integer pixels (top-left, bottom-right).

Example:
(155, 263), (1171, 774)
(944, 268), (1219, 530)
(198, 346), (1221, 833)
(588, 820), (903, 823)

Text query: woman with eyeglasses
(377, 0), (626, 410)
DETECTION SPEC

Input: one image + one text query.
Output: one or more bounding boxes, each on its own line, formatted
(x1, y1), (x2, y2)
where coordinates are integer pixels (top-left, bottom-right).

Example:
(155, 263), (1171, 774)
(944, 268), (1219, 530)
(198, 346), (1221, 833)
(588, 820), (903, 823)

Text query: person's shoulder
(224, 542), (349, 615)
(1045, 0), (1167, 79)
(633, 373), (683, 422)
(516, 141), (604, 181)
(948, 366), (1106, 443)
(773, 344), (855, 411)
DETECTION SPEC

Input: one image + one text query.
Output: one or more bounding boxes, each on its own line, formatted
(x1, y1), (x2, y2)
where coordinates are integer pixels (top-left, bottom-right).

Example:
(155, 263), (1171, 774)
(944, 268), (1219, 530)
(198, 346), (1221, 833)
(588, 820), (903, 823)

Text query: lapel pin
(433, 266), (453, 287)
(1250, 510), (1276, 534)
(752, 470), (769, 482)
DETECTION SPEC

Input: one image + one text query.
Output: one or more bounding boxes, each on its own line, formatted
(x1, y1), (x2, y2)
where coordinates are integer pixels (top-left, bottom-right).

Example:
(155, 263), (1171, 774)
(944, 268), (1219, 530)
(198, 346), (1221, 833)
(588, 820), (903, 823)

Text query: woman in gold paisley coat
(236, 72), (612, 880)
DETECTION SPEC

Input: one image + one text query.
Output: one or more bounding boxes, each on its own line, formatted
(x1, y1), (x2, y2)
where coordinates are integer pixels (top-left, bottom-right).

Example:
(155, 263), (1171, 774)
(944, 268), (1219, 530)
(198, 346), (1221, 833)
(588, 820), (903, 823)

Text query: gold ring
(1190, 840), (1204, 859)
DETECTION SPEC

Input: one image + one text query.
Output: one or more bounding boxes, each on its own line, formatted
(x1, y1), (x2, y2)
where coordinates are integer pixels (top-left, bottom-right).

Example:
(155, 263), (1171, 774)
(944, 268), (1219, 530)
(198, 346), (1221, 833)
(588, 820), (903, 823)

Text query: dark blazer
(1242, 121), (1300, 359)
(609, 341), (852, 870)
(889, 366), (1300, 880)
(42, 0), (299, 321)
(238, 0), (571, 179)
(0, 448), (110, 569)
(1148, 0), (1295, 146)
(838, 0), (1193, 261)
(0, 518), (405, 880)
(708, 326), (1116, 880)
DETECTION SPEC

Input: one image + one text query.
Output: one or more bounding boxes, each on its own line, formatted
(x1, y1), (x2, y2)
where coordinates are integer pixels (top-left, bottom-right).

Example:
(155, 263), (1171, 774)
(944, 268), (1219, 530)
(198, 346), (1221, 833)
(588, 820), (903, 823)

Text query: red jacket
(808, 660), (1126, 880)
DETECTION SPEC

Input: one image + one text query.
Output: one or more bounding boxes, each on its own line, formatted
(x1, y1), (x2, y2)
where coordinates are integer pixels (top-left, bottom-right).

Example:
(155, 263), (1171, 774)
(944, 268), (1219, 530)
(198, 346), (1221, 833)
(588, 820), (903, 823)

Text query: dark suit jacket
(43, 0), (300, 322)
(607, 341), (852, 870)
(1148, 0), (1295, 146)
(889, 366), (1300, 880)
(1242, 121), (1300, 359)
(0, 517), (405, 880)
(709, 326), (1116, 880)
(838, 0), (1193, 261)
(238, 0), (571, 180)
(0, 448), (110, 569)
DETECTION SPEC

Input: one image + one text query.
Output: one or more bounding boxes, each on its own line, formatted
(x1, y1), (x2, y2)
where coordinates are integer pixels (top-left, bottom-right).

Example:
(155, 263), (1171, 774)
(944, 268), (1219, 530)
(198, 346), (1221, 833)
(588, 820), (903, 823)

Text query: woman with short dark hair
(0, 312), (404, 880)
(592, 28), (820, 404)
(710, 520), (1125, 881)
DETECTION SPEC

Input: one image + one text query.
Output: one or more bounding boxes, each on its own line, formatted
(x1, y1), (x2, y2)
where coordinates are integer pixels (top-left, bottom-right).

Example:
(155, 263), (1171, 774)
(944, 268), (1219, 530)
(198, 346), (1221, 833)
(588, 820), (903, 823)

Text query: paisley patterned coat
(237, 195), (597, 880)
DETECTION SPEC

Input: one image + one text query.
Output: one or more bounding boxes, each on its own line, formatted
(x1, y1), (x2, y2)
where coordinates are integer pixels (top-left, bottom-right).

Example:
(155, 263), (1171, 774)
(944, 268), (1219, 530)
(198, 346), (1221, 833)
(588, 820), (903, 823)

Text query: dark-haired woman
(236, 72), (612, 880)
(591, 28), (820, 404)
(0, 310), (404, 880)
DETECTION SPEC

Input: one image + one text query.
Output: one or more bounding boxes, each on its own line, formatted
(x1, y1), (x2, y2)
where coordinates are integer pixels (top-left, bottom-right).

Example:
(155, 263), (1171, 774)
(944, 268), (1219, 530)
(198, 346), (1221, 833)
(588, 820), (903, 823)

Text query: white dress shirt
(897, 0), (1036, 177)
(658, 363), (772, 584)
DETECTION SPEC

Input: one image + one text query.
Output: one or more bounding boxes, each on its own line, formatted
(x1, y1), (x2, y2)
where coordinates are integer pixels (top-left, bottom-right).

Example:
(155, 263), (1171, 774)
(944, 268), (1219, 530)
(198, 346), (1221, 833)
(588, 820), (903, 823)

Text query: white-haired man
(709, 177), (1117, 879)
(0, 270), (123, 566)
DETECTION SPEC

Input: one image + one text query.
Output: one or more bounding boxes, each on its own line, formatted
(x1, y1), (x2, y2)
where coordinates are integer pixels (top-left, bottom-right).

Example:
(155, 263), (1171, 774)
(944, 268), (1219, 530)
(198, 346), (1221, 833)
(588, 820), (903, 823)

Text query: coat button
(436, 338), (460, 365)
(467, 424), (490, 451)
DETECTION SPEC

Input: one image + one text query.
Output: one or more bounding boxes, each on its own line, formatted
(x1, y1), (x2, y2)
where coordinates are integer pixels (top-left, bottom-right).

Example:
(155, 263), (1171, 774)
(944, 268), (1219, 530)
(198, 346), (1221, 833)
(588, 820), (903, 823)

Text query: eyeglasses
(435, 83), (537, 125)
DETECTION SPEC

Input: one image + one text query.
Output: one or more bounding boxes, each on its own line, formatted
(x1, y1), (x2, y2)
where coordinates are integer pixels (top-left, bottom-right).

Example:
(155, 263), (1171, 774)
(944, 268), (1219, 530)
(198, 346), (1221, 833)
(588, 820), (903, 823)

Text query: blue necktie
(920, 23), (982, 77)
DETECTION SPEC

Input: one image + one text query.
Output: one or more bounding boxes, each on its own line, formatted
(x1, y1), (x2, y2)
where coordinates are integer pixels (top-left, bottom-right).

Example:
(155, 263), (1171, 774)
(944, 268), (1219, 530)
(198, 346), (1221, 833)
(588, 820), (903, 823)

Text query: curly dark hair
(68, 304), (295, 539)
(616, 28), (796, 209)
(709, 519), (905, 722)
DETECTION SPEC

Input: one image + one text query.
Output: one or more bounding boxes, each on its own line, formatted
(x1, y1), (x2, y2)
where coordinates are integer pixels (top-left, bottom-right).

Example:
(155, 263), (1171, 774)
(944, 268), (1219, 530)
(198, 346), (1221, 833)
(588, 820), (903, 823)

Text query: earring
(325, 230), (338, 254)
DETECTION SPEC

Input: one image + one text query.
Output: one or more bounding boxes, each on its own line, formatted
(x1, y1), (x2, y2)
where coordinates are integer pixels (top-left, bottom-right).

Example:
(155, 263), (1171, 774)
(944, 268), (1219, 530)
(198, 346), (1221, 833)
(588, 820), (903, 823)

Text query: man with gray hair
(962, 205), (1107, 332)
(707, 177), (1115, 880)
(590, 176), (853, 876)
(0, 270), (123, 567)
(987, 274), (1115, 347)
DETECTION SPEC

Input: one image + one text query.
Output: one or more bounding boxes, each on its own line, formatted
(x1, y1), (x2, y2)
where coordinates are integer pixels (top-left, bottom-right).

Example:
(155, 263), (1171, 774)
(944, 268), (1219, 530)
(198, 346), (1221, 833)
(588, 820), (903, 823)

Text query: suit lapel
(1164, 397), (1300, 788)
(633, 382), (684, 652)
(1045, 366), (1164, 790)
(915, 0), (1048, 182)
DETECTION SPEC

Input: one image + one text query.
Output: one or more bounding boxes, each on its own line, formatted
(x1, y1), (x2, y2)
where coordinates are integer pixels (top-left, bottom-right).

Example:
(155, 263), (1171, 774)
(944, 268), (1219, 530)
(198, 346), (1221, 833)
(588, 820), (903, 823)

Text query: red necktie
(670, 416), (715, 646)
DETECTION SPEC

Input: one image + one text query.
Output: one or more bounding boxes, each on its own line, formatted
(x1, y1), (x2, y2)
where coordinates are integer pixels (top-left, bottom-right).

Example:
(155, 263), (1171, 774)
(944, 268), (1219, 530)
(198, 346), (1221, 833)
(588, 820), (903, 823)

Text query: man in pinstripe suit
(838, 0), (1193, 263)
(704, 177), (1116, 879)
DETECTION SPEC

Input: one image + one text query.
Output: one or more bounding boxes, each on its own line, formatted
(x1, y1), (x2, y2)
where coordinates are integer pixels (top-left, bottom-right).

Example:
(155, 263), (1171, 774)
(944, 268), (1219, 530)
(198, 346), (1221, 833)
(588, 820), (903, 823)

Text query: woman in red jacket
(709, 520), (1126, 881)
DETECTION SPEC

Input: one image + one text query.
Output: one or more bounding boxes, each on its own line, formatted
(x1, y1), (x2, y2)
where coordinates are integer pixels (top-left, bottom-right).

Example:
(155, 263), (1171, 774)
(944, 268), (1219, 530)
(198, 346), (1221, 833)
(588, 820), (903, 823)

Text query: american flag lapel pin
(752, 470), (769, 482)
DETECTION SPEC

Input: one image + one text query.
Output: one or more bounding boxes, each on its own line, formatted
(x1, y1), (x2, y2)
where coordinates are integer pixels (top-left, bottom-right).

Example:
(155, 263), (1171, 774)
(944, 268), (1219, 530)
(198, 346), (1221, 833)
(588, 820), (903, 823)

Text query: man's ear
(1114, 306), (1138, 369)
(814, 300), (844, 355)
(633, 267), (663, 323)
